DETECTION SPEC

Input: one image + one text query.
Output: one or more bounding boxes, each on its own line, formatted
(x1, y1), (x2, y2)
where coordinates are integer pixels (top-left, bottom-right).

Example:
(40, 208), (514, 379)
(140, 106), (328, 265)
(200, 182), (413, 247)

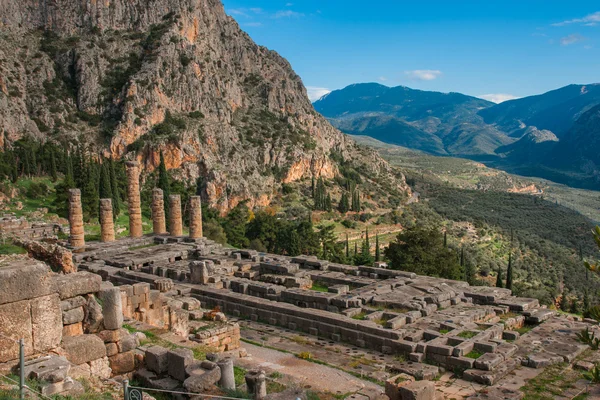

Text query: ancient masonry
(1, 167), (598, 400)
(99, 199), (115, 243)
(189, 196), (203, 239)
(151, 189), (167, 235)
(68, 189), (85, 248)
(125, 161), (143, 238)
(168, 194), (183, 237)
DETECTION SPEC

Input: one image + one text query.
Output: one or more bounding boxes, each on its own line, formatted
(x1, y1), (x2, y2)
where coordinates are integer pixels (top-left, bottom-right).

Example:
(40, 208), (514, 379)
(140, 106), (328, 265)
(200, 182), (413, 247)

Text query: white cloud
(552, 11), (600, 27)
(379, 76), (388, 82)
(274, 10), (304, 18)
(306, 87), (331, 102)
(249, 8), (263, 14)
(404, 70), (442, 81)
(243, 22), (263, 27)
(227, 8), (248, 17)
(560, 34), (587, 45)
(478, 94), (520, 104)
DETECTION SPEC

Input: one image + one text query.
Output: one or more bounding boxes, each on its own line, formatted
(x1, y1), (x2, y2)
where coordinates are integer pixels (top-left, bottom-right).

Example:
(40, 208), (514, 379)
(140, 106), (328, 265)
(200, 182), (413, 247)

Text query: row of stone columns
(68, 161), (204, 247)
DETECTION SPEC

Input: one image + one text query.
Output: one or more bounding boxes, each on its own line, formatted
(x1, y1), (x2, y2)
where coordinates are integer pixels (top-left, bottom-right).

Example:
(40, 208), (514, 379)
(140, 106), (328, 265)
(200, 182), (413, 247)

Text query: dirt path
(237, 342), (384, 397)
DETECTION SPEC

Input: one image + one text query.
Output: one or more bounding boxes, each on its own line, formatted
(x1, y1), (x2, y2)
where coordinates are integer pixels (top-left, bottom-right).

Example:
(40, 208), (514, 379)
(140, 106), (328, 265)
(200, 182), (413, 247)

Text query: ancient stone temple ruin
(1, 167), (599, 400)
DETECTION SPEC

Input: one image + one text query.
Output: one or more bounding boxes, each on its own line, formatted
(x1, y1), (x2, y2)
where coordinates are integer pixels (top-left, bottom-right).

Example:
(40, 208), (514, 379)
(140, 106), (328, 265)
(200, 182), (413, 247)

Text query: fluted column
(189, 196), (203, 239)
(152, 188), (167, 235)
(168, 194), (183, 236)
(99, 198), (115, 242)
(68, 189), (85, 247)
(126, 161), (143, 238)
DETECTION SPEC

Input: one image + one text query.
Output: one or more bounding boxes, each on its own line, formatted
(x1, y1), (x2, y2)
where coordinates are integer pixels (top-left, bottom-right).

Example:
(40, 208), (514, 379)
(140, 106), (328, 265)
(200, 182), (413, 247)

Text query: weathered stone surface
(68, 189), (85, 248)
(97, 328), (128, 343)
(61, 334), (107, 365)
(126, 162), (143, 238)
(474, 353), (503, 371)
(54, 272), (102, 300)
(98, 287), (124, 330)
(63, 323), (83, 337)
(89, 356), (112, 379)
(168, 348), (194, 381)
(109, 350), (136, 374)
(189, 196), (203, 239)
(152, 189), (167, 235)
(117, 334), (140, 353)
(61, 296), (86, 312)
(23, 356), (71, 383)
(31, 294), (62, 353)
(99, 198), (115, 242)
(397, 381), (436, 400)
(13, 238), (76, 274)
(146, 346), (169, 374)
(63, 307), (85, 325)
(0, 260), (53, 305)
(183, 363), (221, 392)
(83, 295), (104, 333)
(168, 195), (183, 236)
(106, 342), (118, 357)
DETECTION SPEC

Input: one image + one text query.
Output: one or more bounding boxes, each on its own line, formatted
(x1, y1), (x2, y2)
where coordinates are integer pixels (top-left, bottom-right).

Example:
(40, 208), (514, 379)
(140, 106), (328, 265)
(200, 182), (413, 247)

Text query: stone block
(23, 356), (71, 383)
(60, 296), (87, 312)
(0, 260), (53, 305)
(447, 356), (474, 370)
(63, 323), (83, 337)
(89, 356), (112, 379)
(109, 351), (136, 374)
(40, 377), (81, 396)
(474, 353), (504, 371)
(117, 334), (140, 353)
(409, 353), (424, 363)
(146, 346), (169, 374)
(106, 343), (118, 357)
(54, 272), (102, 300)
(31, 294), (63, 354)
(97, 328), (128, 343)
(502, 331), (520, 341)
(133, 282), (150, 295)
(168, 348), (194, 381)
(397, 381), (436, 400)
(99, 287), (124, 330)
(63, 307), (85, 325)
(0, 299), (32, 362)
(61, 335), (107, 365)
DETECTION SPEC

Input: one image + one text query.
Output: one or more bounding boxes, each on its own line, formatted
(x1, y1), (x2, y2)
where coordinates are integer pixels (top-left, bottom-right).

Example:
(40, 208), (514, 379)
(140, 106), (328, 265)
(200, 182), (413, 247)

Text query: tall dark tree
(338, 192), (350, 214)
(99, 162), (113, 201)
(506, 252), (513, 290)
(345, 233), (350, 258)
(49, 150), (58, 182)
(496, 268), (504, 288)
(375, 234), (381, 262)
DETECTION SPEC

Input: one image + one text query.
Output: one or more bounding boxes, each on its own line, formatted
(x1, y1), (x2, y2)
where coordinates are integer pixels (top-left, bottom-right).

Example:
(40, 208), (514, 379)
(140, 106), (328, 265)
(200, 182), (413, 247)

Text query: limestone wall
(193, 323), (240, 352)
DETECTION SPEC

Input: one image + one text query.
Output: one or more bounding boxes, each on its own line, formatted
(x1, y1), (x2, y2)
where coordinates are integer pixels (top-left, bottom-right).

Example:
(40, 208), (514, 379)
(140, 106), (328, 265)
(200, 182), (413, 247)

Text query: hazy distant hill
(479, 84), (600, 138)
(314, 83), (513, 156)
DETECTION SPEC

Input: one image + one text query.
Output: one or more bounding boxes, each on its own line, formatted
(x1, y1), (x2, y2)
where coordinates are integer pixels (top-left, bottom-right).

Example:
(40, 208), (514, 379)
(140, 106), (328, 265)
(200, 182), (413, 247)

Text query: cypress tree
(375, 234), (380, 262)
(365, 228), (370, 250)
(496, 268), (504, 288)
(584, 290), (591, 314)
(354, 242), (358, 257)
(345, 233), (349, 258)
(506, 252), (513, 290)
(50, 150), (58, 182)
(443, 231), (447, 247)
(560, 292), (570, 312)
(338, 192), (349, 214)
(9, 152), (18, 183)
(158, 152), (170, 209)
(99, 162), (113, 201)
(311, 177), (315, 198)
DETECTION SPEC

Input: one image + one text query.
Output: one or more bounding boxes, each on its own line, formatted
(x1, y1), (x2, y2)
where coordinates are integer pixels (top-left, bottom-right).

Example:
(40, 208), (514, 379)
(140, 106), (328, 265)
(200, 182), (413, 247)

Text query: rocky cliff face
(0, 0), (409, 211)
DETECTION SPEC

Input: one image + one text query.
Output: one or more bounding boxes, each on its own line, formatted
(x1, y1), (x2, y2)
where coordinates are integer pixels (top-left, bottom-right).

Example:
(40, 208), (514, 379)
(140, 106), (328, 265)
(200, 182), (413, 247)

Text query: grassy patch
(310, 282), (329, 292)
(351, 311), (368, 320)
(515, 324), (537, 335)
(465, 350), (483, 359)
(0, 242), (26, 255)
(234, 366), (247, 386)
(439, 328), (451, 334)
(520, 362), (584, 400)
(458, 331), (478, 339)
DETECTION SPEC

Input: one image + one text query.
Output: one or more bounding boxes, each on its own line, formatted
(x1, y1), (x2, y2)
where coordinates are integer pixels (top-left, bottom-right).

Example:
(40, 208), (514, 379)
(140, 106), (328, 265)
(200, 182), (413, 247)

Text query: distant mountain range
(314, 83), (600, 190)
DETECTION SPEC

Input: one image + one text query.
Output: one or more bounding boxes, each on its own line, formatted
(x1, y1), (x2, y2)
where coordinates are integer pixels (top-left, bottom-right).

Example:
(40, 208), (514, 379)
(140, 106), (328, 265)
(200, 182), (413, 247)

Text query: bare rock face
(0, 0), (409, 211)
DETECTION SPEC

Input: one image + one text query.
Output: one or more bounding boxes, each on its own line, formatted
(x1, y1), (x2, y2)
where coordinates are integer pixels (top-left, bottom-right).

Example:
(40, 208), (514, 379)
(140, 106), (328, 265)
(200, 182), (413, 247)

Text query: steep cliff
(0, 0), (409, 211)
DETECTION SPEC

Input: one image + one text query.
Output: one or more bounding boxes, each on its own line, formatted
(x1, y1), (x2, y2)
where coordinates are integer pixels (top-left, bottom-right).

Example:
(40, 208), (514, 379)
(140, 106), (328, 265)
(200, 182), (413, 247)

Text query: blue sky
(223, 1), (600, 102)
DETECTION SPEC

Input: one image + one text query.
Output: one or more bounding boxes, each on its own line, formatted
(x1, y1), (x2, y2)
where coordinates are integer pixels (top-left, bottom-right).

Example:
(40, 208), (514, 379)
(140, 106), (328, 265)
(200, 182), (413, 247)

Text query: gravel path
(237, 342), (384, 396)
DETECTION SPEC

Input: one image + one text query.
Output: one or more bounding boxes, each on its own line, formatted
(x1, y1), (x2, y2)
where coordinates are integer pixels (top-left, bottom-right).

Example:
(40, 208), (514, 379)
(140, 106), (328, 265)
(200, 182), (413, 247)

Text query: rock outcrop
(0, 0), (409, 211)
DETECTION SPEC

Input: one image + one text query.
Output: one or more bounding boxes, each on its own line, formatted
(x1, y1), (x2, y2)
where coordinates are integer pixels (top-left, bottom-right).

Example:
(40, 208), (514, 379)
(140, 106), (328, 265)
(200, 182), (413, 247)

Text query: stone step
(463, 358), (520, 385)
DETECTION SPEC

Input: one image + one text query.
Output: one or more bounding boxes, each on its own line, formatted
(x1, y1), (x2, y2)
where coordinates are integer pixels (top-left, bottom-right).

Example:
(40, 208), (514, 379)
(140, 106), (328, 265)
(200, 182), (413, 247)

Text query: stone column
(189, 261), (209, 284)
(168, 195), (183, 236)
(152, 189), (167, 235)
(245, 370), (267, 400)
(218, 358), (235, 390)
(68, 189), (85, 248)
(99, 198), (115, 242)
(189, 196), (203, 239)
(126, 161), (143, 238)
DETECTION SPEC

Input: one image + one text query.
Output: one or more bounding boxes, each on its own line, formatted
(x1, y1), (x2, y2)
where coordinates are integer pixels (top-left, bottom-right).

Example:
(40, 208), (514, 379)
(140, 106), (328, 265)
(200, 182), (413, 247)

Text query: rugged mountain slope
(313, 83), (513, 155)
(0, 0), (408, 211)
(479, 84), (600, 138)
